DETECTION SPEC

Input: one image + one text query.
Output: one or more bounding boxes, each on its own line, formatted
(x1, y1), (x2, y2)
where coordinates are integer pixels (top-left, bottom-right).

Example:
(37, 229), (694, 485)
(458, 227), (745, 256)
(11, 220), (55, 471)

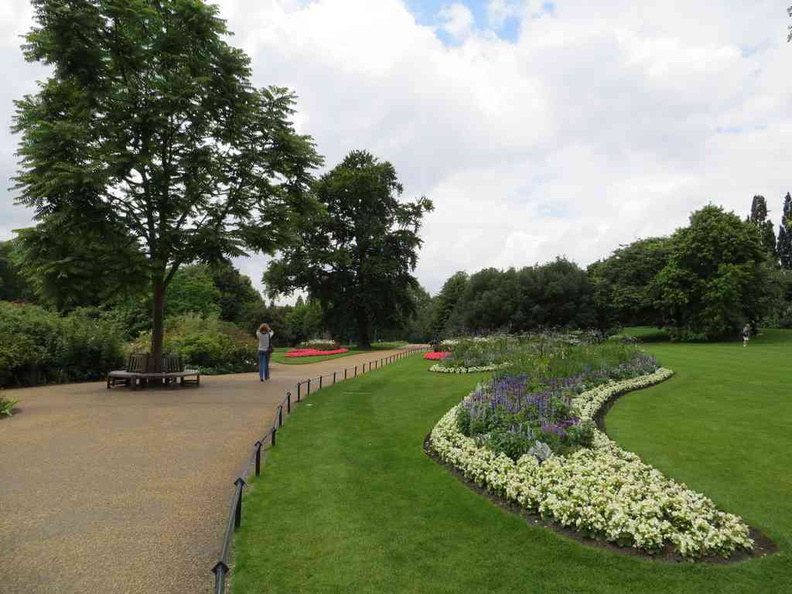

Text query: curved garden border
(428, 362), (510, 374)
(427, 369), (776, 562)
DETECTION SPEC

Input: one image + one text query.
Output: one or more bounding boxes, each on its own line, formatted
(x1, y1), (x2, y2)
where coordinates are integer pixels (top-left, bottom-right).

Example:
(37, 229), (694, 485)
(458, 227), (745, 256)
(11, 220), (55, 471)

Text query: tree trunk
(149, 276), (166, 373)
(357, 312), (372, 349)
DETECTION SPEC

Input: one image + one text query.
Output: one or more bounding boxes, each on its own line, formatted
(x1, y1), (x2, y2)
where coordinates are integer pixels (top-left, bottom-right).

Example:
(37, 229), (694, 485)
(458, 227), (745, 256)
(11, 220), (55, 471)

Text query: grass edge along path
(231, 349), (791, 594)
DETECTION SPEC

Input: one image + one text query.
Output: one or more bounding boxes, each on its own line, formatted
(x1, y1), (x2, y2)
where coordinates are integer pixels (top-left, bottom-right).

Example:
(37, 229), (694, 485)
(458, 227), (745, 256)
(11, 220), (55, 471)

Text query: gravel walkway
(0, 348), (417, 594)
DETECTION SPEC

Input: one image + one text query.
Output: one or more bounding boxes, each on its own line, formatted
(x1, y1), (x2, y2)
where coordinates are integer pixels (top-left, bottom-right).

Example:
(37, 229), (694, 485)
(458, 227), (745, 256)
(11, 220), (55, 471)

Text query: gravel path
(0, 348), (418, 594)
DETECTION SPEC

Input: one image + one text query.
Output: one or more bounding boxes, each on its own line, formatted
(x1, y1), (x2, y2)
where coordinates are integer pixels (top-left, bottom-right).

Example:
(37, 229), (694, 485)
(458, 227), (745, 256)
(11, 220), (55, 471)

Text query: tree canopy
(748, 195), (777, 260)
(652, 205), (773, 339)
(13, 0), (321, 367)
(264, 150), (433, 347)
(588, 237), (672, 327)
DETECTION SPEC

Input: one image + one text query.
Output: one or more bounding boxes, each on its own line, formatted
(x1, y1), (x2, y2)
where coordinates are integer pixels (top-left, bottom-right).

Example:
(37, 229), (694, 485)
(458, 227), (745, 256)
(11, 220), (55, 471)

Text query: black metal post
(319, 375), (323, 389)
(278, 405), (283, 428)
(355, 365), (358, 377)
(345, 368), (348, 380)
(287, 391), (291, 413)
(255, 441), (262, 476)
(333, 371), (336, 384)
(307, 379), (311, 395)
(234, 478), (245, 528)
(297, 382), (301, 402)
(271, 428), (277, 447)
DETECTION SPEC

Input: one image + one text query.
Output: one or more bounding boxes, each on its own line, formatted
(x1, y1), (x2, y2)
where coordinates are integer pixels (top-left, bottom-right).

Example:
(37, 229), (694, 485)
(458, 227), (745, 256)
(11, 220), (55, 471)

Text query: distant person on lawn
(257, 323), (274, 381)
(742, 323), (751, 347)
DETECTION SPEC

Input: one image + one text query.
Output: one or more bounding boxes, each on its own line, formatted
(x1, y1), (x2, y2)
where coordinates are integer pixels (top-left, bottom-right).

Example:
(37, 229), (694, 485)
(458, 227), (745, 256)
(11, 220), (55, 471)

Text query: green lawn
(270, 342), (408, 365)
(232, 333), (792, 593)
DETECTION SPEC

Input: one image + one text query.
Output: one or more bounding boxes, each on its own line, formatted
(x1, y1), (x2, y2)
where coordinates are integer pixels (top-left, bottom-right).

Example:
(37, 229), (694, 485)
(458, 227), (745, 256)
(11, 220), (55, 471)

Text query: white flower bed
(429, 362), (510, 374)
(430, 368), (754, 558)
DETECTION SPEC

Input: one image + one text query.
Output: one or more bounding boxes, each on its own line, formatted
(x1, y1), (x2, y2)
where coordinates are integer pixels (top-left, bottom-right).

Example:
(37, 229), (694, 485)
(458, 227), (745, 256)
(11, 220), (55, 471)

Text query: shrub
(127, 314), (257, 374)
(0, 302), (124, 388)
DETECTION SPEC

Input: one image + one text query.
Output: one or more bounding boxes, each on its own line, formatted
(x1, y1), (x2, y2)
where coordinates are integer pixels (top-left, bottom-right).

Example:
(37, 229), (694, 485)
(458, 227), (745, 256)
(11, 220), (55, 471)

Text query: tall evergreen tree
(748, 195), (777, 260)
(777, 193), (792, 269)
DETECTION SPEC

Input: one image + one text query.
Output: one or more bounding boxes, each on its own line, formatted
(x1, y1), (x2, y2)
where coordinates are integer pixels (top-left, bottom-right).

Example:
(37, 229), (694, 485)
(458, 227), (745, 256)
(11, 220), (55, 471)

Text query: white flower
(429, 369), (753, 558)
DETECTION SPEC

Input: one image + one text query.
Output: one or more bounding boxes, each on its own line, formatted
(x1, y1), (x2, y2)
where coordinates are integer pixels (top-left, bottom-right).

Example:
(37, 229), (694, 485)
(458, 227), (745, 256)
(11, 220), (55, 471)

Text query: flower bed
(297, 339), (340, 350)
(424, 351), (451, 360)
(285, 348), (349, 358)
(430, 368), (755, 558)
(429, 363), (508, 374)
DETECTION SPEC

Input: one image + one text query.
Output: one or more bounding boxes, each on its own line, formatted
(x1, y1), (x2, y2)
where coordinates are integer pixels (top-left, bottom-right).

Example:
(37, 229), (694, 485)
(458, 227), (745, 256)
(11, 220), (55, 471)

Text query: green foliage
(0, 240), (33, 302)
(652, 205), (775, 338)
(13, 218), (148, 310)
(748, 195), (777, 260)
(166, 265), (221, 318)
(127, 314), (256, 374)
(265, 150), (433, 347)
(431, 272), (468, 338)
(442, 259), (596, 335)
(0, 302), (124, 387)
(589, 237), (671, 327)
(209, 260), (263, 323)
(777, 193), (792, 269)
(13, 0), (321, 358)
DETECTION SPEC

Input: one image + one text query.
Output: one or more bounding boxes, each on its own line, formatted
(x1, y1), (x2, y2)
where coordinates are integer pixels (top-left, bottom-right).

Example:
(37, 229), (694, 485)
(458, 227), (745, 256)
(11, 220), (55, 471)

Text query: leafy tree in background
(747, 195), (777, 260)
(166, 265), (221, 318)
(0, 241), (33, 302)
(589, 237), (672, 327)
(430, 271), (468, 338)
(208, 260), (262, 323)
(439, 259), (596, 335)
(264, 150), (433, 348)
(13, 0), (320, 369)
(777, 193), (792, 269)
(652, 205), (773, 339)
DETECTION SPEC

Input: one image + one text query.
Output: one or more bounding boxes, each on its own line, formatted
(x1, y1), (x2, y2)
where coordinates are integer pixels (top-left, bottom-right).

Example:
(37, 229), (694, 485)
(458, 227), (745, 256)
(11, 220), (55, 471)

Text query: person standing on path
(257, 323), (274, 381)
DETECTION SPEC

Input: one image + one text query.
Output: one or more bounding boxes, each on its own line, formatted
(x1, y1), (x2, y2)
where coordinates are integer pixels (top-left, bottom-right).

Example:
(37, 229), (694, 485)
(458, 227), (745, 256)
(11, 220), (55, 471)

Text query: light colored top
(256, 330), (274, 351)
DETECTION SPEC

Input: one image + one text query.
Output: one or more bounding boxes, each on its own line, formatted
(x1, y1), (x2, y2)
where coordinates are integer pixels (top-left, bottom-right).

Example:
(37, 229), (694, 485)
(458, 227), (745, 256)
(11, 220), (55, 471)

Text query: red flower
(424, 351), (451, 360)
(285, 348), (349, 358)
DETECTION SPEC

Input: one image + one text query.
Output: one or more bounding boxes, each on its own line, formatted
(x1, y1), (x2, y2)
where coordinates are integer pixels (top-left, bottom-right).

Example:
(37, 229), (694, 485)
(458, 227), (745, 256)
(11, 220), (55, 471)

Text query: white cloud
(1, 0), (791, 297)
(437, 3), (475, 41)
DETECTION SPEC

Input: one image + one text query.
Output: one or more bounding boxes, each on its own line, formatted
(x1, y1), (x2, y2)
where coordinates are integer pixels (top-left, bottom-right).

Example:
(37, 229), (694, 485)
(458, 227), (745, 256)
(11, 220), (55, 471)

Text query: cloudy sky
(1, 0), (791, 296)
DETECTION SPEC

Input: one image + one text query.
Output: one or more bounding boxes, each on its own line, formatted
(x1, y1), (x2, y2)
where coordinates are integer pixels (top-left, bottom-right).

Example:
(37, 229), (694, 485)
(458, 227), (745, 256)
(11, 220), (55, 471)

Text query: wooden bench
(107, 354), (200, 389)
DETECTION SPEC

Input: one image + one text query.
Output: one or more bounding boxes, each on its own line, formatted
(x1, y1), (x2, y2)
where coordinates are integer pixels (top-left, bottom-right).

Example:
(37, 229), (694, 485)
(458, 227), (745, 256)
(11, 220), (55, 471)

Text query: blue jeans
(258, 350), (271, 380)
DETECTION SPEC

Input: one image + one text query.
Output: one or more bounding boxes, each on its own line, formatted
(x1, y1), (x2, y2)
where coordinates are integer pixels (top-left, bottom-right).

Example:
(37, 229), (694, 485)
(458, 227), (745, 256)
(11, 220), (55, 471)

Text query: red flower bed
(424, 351), (451, 360)
(285, 348), (349, 358)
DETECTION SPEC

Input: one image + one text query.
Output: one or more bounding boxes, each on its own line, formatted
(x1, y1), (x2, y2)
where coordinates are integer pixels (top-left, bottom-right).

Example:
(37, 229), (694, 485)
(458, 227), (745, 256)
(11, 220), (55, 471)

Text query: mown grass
(232, 334), (792, 594)
(270, 342), (407, 365)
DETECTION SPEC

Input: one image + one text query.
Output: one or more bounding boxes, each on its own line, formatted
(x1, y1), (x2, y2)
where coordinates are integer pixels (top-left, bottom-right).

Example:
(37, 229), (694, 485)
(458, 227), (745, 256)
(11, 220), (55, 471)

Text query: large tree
(777, 193), (792, 269)
(747, 195), (777, 260)
(13, 0), (320, 369)
(588, 237), (673, 328)
(264, 150), (433, 348)
(652, 205), (773, 339)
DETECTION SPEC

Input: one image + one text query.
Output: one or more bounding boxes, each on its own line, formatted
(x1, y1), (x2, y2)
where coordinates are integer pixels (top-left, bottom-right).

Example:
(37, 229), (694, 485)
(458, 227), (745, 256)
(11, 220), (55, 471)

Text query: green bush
(127, 314), (257, 374)
(0, 302), (124, 387)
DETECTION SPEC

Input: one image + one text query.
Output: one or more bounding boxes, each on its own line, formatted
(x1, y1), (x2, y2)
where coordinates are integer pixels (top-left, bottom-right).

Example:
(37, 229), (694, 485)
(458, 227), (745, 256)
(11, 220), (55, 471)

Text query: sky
(1, 0), (791, 298)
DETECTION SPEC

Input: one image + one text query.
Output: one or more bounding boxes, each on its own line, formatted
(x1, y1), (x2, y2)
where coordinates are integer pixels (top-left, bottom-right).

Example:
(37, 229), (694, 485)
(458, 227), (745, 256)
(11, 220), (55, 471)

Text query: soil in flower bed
(423, 435), (777, 564)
